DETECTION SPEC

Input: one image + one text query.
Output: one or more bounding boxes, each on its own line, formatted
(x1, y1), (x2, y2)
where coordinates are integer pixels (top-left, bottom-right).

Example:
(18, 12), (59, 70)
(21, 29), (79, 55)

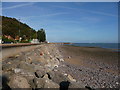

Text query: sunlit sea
(67, 43), (119, 49)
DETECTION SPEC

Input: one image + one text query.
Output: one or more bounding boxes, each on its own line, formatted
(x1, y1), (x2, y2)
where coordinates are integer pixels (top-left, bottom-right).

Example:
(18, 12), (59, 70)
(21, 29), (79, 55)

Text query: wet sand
(58, 45), (118, 68)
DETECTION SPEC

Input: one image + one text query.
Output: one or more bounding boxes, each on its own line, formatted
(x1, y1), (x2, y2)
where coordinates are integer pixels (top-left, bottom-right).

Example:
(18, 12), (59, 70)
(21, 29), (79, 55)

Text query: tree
(37, 29), (46, 42)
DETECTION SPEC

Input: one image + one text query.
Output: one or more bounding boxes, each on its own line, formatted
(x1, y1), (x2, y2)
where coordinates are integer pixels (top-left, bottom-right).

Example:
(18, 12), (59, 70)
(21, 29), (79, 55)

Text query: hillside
(1, 16), (37, 39)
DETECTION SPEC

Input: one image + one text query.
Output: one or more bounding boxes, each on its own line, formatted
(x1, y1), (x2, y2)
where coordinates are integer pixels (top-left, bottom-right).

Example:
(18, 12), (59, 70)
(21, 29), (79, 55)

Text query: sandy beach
(58, 45), (118, 70)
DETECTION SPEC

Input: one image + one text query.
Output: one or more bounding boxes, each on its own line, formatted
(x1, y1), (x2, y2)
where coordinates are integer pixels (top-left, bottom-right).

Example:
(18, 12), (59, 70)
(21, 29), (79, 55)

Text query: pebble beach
(2, 44), (119, 89)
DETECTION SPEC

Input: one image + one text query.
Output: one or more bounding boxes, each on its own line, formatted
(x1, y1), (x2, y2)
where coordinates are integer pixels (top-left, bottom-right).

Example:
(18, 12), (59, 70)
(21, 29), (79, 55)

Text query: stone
(64, 73), (68, 76)
(26, 57), (32, 63)
(40, 52), (44, 56)
(13, 68), (35, 77)
(43, 74), (59, 88)
(2, 64), (17, 71)
(59, 58), (64, 62)
(116, 82), (119, 85)
(44, 79), (59, 88)
(15, 55), (20, 58)
(69, 81), (85, 88)
(17, 62), (35, 72)
(47, 71), (68, 84)
(8, 75), (30, 88)
(68, 56), (71, 59)
(43, 74), (49, 79)
(33, 75), (59, 88)
(33, 78), (45, 88)
(7, 62), (11, 64)
(35, 70), (46, 78)
(56, 58), (64, 62)
(67, 74), (76, 82)
(14, 68), (21, 73)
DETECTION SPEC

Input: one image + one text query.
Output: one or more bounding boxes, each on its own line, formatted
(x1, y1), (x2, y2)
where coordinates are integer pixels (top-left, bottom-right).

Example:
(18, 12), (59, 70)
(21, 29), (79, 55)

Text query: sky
(2, 2), (118, 43)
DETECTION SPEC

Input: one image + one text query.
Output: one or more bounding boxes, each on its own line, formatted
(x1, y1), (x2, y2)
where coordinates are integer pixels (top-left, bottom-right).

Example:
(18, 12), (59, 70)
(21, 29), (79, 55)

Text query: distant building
(4, 35), (14, 40)
(15, 36), (19, 41)
(31, 39), (39, 43)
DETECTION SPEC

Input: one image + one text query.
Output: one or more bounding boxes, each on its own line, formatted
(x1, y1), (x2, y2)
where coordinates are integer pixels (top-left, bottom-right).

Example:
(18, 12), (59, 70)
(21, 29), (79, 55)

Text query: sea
(66, 43), (119, 50)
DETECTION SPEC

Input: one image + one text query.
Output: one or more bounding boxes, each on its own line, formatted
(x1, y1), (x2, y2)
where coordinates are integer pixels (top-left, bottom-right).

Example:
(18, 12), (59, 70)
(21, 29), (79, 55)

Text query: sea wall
(2, 44), (83, 89)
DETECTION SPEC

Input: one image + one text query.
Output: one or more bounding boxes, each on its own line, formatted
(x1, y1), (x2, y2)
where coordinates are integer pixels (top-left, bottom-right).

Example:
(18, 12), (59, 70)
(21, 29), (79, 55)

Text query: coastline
(58, 44), (118, 65)
(2, 44), (119, 89)
(64, 43), (119, 52)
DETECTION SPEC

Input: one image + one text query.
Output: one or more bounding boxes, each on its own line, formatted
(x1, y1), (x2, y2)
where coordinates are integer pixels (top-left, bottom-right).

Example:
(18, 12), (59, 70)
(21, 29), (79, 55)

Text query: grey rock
(67, 74), (76, 82)
(69, 82), (84, 88)
(47, 71), (68, 84)
(33, 78), (45, 88)
(35, 70), (46, 78)
(8, 75), (30, 88)
(33, 75), (59, 88)
(13, 68), (35, 80)
(17, 62), (35, 72)
(44, 79), (59, 88)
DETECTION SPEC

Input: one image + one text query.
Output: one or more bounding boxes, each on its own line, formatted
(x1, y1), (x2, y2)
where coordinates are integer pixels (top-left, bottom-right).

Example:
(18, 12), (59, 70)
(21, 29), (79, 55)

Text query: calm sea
(67, 43), (119, 49)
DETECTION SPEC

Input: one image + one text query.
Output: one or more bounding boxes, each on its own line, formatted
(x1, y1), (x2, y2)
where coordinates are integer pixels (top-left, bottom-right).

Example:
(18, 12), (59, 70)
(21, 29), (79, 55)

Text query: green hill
(2, 16), (37, 39)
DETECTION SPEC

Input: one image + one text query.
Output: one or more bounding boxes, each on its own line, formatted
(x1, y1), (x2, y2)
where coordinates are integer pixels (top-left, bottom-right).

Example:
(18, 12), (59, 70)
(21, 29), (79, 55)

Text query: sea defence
(2, 44), (119, 89)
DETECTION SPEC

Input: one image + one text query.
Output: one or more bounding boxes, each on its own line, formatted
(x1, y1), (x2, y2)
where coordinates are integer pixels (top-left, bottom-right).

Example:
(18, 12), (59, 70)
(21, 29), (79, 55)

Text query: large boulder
(47, 71), (68, 84)
(13, 68), (35, 80)
(67, 74), (76, 82)
(35, 69), (46, 78)
(43, 74), (59, 88)
(17, 62), (35, 72)
(8, 75), (30, 88)
(33, 74), (59, 88)
(33, 78), (45, 88)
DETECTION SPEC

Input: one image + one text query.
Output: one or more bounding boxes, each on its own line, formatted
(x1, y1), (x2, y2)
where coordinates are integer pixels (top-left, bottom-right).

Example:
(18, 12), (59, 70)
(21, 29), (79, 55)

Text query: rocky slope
(2, 44), (86, 89)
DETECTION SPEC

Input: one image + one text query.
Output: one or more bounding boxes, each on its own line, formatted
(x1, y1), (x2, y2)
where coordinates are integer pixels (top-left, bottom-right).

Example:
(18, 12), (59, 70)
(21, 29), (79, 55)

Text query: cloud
(3, 2), (35, 10)
(83, 9), (118, 17)
(19, 12), (69, 20)
(52, 5), (117, 17)
(43, 12), (69, 17)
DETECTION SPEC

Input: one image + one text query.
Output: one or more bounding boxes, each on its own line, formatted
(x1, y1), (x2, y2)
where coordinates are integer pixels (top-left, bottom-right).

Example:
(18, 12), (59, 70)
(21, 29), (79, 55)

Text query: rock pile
(2, 44), (85, 89)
